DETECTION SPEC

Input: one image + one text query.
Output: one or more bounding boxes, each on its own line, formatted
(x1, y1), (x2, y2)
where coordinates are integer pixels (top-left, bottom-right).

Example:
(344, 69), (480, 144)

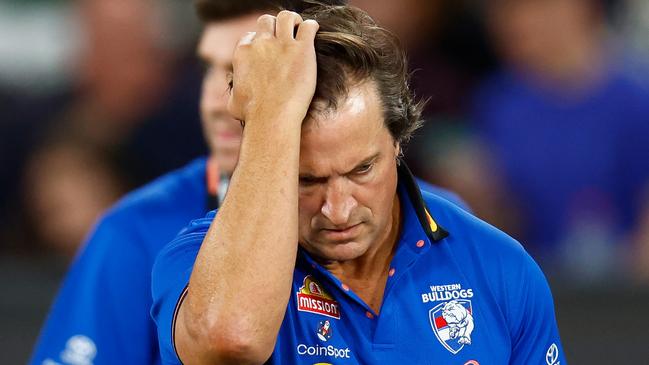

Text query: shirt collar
(396, 159), (449, 243)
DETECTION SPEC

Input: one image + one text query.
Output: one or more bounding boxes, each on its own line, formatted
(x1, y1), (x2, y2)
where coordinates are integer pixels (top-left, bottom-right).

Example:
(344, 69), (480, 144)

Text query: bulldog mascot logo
(429, 299), (475, 354)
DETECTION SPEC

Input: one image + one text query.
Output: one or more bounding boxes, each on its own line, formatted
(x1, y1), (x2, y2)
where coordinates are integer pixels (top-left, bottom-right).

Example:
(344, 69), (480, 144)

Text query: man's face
(298, 81), (400, 262)
(198, 14), (261, 175)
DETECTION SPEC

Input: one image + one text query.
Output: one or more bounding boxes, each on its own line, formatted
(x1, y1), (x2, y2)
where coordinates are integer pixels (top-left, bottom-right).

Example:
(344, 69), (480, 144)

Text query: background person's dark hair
(194, 0), (347, 23)
(305, 4), (424, 146)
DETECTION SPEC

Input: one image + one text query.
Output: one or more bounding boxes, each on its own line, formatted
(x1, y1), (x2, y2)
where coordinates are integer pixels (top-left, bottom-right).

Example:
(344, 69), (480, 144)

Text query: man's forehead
(300, 82), (392, 165)
(305, 79), (384, 129)
(198, 13), (263, 59)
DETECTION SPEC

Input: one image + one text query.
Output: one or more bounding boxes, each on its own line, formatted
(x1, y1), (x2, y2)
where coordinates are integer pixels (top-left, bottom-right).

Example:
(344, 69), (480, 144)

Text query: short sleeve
(29, 213), (156, 365)
(508, 253), (568, 365)
(151, 213), (215, 365)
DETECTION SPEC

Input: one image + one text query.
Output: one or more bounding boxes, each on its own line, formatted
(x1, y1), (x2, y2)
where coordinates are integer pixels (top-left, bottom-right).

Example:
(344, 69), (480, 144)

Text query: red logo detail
(297, 276), (341, 319)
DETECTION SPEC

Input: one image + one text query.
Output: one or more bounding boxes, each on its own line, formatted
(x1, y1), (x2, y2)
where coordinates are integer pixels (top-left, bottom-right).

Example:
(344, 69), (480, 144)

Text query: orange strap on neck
(206, 157), (220, 197)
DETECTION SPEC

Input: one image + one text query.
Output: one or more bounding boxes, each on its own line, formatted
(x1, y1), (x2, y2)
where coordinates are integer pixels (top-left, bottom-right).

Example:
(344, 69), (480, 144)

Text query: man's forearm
(173, 10), (319, 363)
(177, 116), (302, 364)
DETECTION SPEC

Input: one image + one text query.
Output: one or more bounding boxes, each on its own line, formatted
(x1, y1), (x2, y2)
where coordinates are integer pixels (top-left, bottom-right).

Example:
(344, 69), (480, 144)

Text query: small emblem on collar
(425, 210), (439, 232)
(424, 209), (449, 242)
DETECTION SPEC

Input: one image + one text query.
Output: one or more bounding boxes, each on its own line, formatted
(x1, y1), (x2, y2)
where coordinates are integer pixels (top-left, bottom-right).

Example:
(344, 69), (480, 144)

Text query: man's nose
(320, 180), (357, 227)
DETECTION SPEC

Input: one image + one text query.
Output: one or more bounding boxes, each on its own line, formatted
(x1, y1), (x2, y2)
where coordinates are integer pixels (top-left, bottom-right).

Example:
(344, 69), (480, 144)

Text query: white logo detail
(296, 344), (351, 359)
(60, 335), (96, 365)
(42, 360), (62, 365)
(421, 283), (474, 303)
(441, 300), (474, 345)
(430, 299), (475, 354)
(546, 343), (559, 365)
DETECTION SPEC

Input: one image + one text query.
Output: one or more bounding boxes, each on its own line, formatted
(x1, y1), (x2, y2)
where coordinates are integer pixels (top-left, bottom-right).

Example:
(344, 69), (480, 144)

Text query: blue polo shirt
(29, 157), (466, 365)
(152, 164), (565, 364)
(29, 158), (210, 365)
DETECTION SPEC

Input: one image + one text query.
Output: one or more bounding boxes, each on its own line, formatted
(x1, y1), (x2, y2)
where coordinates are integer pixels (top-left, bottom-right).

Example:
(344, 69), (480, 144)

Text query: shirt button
(365, 311), (374, 319)
(388, 268), (396, 277)
(341, 283), (350, 292)
(416, 239), (425, 248)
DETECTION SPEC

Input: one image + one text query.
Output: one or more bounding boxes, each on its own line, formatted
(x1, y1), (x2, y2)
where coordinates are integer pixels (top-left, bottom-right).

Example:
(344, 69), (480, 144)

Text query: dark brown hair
(306, 5), (424, 146)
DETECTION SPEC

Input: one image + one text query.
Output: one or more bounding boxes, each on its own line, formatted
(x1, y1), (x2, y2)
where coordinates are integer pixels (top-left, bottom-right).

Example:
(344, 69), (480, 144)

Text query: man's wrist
(246, 101), (310, 127)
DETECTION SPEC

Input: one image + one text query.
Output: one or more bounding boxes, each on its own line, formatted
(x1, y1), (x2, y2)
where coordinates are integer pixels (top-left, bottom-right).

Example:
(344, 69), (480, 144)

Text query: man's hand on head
(228, 11), (319, 126)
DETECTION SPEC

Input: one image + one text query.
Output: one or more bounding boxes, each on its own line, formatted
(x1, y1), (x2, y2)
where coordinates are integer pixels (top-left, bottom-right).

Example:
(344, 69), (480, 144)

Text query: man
(29, 1), (464, 364)
(152, 4), (566, 365)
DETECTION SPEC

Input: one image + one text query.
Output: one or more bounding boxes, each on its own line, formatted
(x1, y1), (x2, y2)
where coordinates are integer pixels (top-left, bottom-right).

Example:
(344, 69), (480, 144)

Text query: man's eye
(355, 163), (373, 174)
(226, 72), (234, 90)
(300, 178), (317, 186)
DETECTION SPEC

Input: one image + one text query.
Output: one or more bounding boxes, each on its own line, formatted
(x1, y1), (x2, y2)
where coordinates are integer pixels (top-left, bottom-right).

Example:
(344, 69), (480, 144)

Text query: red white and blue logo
(316, 320), (333, 342)
(429, 299), (475, 354)
(297, 276), (341, 319)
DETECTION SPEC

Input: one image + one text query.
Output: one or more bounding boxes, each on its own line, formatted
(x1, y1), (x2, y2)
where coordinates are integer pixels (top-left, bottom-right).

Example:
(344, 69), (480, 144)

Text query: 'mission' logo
(296, 276), (341, 319)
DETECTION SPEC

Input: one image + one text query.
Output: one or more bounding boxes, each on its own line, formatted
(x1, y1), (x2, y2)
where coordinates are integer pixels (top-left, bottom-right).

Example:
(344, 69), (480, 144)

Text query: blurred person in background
(15, 0), (203, 259)
(28, 2), (275, 362)
(22, 139), (126, 258)
(439, 0), (649, 284)
(31, 0), (466, 364)
(0, 0), (81, 254)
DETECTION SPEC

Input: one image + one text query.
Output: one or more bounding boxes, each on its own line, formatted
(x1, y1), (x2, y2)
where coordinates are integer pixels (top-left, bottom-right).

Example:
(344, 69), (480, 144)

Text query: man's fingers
(256, 14), (276, 37)
(276, 10), (303, 40)
(295, 19), (319, 42)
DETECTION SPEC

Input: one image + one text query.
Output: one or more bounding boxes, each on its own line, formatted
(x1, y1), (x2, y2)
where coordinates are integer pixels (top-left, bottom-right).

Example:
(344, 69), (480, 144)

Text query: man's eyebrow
(299, 153), (380, 181)
(298, 173), (328, 183)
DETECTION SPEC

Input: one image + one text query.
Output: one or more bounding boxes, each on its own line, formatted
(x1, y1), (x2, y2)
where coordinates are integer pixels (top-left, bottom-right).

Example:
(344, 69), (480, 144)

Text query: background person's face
(198, 14), (261, 175)
(298, 81), (400, 262)
(488, 0), (596, 76)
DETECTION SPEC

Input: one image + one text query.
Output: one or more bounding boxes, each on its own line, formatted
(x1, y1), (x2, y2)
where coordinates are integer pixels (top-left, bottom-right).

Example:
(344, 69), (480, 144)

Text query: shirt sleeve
(29, 213), (157, 365)
(150, 213), (215, 365)
(508, 252), (568, 365)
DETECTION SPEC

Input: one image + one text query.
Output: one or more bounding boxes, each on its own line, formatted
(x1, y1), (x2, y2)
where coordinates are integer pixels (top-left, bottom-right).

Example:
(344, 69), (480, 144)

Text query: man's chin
(301, 239), (369, 262)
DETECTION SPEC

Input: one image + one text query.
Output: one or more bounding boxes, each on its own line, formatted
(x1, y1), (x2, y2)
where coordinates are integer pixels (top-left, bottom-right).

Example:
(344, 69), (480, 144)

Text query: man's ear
(395, 142), (402, 159)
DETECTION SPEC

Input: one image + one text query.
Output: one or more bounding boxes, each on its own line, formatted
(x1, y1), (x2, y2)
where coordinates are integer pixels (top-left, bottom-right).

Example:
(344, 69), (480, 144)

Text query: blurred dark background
(1, 0), (649, 363)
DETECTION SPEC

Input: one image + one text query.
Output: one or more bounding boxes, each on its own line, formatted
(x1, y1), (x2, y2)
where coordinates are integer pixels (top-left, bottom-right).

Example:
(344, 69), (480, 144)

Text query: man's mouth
(320, 223), (363, 242)
(216, 131), (240, 140)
